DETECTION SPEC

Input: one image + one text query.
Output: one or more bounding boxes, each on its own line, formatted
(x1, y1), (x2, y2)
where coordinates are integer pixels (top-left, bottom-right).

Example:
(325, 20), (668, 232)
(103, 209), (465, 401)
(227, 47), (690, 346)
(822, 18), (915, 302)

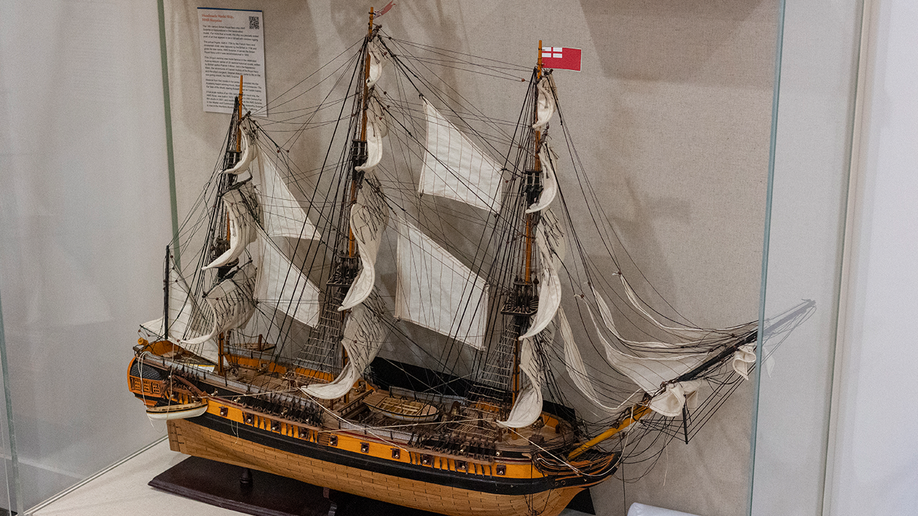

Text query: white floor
(32, 439), (238, 516)
(31, 439), (587, 516)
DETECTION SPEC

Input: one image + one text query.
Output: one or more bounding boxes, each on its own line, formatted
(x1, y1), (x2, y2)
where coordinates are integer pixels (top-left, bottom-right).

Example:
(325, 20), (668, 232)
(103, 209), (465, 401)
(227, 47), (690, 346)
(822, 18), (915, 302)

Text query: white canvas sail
(648, 380), (703, 418)
(498, 327), (552, 429)
(526, 142), (559, 214)
(356, 94), (388, 173)
(418, 98), (504, 212)
(618, 275), (757, 340)
(223, 124), (256, 176)
(203, 183), (259, 270)
(583, 299), (709, 393)
(586, 290), (757, 415)
(394, 218), (489, 350)
(520, 209), (565, 339)
(256, 239), (321, 327)
(366, 39), (387, 88)
(732, 343), (756, 380)
(557, 308), (639, 413)
(256, 151), (319, 241)
(590, 285), (744, 350)
(532, 75), (556, 131)
(180, 264), (257, 362)
(340, 174), (388, 311)
(304, 293), (385, 400)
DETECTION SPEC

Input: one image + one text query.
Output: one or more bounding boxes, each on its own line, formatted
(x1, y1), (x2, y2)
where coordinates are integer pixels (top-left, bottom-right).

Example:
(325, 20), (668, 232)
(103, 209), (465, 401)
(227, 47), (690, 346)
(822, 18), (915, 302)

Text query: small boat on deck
(146, 400), (208, 421)
(363, 391), (440, 423)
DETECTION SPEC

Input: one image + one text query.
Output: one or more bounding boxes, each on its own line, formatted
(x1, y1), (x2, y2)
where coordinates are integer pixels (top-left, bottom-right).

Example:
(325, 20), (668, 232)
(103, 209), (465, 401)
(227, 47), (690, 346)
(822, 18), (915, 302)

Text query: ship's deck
(138, 342), (577, 459)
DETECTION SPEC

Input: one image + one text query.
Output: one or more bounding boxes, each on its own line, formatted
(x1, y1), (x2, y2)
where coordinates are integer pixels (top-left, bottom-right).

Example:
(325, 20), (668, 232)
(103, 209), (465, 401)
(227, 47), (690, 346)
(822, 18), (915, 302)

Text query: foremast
(477, 43), (562, 433)
(508, 42), (546, 404)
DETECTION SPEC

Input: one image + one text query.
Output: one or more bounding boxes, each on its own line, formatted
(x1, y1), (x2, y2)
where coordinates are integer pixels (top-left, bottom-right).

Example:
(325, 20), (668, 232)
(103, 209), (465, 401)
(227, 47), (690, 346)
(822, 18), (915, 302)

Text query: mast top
(537, 40), (543, 79)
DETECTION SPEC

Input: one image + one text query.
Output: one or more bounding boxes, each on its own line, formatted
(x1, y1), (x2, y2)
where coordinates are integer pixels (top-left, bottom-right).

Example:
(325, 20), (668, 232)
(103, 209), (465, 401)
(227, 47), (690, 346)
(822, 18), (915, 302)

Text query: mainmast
(301, 9), (376, 375)
(343, 7), (374, 270)
(351, 7), (375, 259)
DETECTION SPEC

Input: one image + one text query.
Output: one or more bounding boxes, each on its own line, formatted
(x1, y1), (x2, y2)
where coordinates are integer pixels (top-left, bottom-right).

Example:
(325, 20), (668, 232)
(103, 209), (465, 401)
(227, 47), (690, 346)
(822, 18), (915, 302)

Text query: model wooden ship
(126, 10), (803, 516)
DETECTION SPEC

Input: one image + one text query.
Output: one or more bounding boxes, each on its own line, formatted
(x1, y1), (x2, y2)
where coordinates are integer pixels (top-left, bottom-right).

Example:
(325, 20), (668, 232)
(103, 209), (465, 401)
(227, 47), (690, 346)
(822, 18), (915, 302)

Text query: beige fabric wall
(163, 2), (778, 515)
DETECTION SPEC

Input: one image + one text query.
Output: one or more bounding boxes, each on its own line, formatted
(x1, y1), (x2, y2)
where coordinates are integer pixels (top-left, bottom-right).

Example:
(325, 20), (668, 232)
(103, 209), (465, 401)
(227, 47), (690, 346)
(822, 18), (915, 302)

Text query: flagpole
(537, 39), (543, 79)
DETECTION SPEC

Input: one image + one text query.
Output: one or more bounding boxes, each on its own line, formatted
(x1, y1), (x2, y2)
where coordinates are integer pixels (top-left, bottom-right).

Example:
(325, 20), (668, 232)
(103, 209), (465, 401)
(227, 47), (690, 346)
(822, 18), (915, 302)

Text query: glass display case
(0, 1), (869, 515)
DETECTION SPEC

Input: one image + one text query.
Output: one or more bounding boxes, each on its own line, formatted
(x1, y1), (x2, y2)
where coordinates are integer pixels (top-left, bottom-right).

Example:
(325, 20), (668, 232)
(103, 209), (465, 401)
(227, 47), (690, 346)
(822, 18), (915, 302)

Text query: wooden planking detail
(166, 419), (579, 516)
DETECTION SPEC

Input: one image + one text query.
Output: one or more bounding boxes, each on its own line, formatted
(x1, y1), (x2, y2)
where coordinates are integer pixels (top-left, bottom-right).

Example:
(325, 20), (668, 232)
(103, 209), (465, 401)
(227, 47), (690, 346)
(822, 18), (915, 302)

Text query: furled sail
(203, 183), (259, 270)
(418, 97), (504, 212)
(520, 209), (565, 339)
(366, 39), (387, 89)
(526, 142), (558, 214)
(394, 218), (489, 350)
(498, 329), (550, 428)
(648, 380), (703, 418)
(532, 75), (556, 131)
(180, 264), (257, 362)
(256, 239), (321, 327)
(356, 94), (388, 174)
(558, 308), (639, 413)
(583, 299), (708, 394)
(340, 173), (388, 311)
(304, 293), (385, 400)
(732, 343), (756, 380)
(223, 124), (257, 176)
(256, 150), (319, 240)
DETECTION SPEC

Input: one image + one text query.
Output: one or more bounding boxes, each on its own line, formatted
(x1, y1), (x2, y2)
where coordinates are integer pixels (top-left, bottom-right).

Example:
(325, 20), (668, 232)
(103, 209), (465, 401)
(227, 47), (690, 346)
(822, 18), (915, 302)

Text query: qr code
(249, 16), (259, 29)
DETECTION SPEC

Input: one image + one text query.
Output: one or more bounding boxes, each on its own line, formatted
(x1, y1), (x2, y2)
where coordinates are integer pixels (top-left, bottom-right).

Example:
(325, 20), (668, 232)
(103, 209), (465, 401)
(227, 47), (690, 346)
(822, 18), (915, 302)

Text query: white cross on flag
(541, 47), (581, 72)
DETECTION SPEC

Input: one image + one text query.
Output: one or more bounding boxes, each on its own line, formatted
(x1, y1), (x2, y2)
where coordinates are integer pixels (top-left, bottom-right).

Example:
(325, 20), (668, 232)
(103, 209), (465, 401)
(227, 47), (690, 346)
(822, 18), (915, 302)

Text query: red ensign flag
(541, 47), (581, 72)
(377, 1), (394, 17)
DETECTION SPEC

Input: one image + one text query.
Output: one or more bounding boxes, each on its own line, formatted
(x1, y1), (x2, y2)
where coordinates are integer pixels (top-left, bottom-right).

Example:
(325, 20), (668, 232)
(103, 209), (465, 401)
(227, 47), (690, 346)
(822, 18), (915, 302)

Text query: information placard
(197, 8), (267, 115)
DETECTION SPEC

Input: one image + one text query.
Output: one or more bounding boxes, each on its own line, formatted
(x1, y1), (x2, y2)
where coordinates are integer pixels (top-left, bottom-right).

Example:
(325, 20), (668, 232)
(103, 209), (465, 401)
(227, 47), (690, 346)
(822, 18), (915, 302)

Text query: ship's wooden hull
(167, 416), (583, 516)
(129, 352), (615, 516)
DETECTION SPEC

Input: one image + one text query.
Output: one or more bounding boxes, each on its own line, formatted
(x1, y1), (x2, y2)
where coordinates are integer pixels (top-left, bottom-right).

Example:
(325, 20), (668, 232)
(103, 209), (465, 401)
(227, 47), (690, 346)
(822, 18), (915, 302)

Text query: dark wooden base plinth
(150, 455), (595, 516)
